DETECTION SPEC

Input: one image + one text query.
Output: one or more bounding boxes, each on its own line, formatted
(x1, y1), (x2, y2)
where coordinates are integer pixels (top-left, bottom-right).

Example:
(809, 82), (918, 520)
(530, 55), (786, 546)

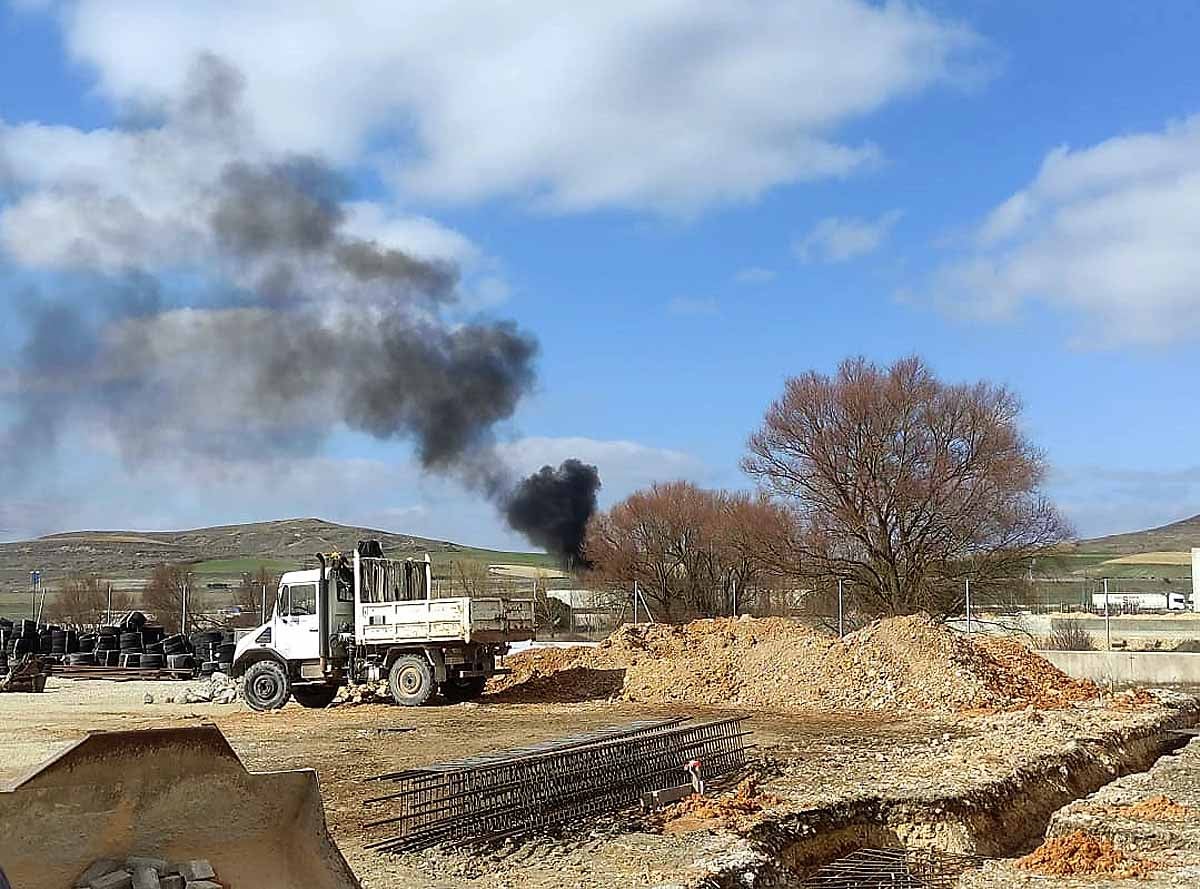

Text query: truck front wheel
(244, 660), (291, 711)
(388, 655), (435, 706)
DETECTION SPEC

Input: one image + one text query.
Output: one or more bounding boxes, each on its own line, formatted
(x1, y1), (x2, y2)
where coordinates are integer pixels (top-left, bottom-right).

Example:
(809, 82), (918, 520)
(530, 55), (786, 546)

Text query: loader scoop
(0, 724), (360, 889)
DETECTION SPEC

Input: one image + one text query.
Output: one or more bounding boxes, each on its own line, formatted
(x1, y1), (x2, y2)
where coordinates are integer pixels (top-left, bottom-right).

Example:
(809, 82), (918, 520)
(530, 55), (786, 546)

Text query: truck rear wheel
(388, 655), (435, 706)
(244, 660), (290, 711)
(441, 675), (487, 702)
(291, 683), (338, 709)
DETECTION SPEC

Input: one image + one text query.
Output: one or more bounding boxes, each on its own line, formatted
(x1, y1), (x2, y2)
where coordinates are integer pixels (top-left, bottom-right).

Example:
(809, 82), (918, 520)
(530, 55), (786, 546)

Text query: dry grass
(1101, 551), (1192, 566)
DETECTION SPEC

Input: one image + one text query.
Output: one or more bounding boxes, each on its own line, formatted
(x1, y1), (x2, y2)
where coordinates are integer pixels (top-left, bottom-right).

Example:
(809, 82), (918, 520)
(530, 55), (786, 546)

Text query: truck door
(274, 581), (321, 661)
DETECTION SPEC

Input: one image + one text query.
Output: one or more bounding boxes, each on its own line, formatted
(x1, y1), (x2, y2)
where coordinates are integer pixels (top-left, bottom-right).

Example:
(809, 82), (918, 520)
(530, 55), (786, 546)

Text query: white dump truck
(231, 541), (535, 710)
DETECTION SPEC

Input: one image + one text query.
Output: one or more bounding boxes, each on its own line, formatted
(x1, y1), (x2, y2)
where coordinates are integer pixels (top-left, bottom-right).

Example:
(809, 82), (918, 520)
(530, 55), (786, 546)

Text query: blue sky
(1, 1), (1199, 548)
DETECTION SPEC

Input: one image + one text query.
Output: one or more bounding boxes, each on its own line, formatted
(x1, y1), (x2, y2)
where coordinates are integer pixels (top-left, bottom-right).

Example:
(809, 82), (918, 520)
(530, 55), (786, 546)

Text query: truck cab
(232, 543), (536, 711)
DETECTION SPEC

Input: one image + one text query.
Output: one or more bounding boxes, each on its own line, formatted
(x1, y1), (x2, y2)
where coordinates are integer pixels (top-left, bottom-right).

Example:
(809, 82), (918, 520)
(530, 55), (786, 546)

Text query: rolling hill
(0, 517), (556, 591)
(1077, 513), (1200, 556)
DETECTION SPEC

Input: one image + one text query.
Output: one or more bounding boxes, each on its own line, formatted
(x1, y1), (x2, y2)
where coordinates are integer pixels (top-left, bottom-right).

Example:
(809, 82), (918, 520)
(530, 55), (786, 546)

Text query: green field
(190, 557), (300, 576)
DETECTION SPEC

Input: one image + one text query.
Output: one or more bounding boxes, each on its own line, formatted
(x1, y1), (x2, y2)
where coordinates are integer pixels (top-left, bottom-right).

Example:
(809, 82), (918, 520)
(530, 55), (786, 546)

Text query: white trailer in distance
(1090, 591), (1188, 612)
(231, 541), (535, 710)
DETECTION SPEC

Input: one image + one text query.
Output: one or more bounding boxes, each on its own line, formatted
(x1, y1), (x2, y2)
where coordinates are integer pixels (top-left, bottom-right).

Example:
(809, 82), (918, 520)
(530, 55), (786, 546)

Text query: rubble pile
(334, 681), (391, 706)
(491, 614), (1103, 712)
(176, 671), (240, 705)
(74, 856), (223, 889)
(971, 636), (1098, 707)
(1015, 830), (1155, 879)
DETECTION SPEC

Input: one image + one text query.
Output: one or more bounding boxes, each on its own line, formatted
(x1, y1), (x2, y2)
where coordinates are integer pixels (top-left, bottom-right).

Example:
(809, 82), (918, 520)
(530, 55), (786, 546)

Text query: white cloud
(794, 209), (902, 262)
(734, 266), (776, 285)
(51, 0), (982, 214)
(667, 296), (720, 316)
(933, 115), (1200, 345)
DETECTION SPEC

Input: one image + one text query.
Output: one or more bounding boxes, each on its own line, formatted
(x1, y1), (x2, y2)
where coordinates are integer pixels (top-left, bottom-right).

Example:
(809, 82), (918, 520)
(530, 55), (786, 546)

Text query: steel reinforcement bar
(801, 848), (985, 888)
(363, 716), (749, 852)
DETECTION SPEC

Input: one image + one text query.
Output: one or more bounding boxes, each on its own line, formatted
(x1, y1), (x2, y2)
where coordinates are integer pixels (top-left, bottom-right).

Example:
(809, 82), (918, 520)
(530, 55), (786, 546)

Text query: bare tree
(584, 481), (795, 621)
(142, 564), (191, 633)
(234, 566), (278, 626)
(45, 574), (129, 625)
(743, 356), (1069, 617)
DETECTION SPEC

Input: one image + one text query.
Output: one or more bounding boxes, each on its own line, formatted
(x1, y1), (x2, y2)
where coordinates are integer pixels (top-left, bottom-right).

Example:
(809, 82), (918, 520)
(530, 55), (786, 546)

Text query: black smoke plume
(504, 459), (601, 565)
(1, 54), (601, 555)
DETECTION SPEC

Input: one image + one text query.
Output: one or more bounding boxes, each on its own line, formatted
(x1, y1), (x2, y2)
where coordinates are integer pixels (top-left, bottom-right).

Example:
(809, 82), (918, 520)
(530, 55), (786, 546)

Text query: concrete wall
(1039, 649), (1200, 686)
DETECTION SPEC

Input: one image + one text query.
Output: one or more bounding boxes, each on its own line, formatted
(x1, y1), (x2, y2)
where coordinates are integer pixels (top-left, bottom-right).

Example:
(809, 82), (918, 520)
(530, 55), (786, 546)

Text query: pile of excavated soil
(490, 614), (1099, 712)
(1088, 795), (1195, 823)
(651, 777), (781, 834)
(1016, 831), (1155, 879)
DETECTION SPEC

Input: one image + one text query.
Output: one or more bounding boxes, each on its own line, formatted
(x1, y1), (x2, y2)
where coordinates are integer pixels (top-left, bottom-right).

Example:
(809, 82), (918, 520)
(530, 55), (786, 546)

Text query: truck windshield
(282, 583), (317, 616)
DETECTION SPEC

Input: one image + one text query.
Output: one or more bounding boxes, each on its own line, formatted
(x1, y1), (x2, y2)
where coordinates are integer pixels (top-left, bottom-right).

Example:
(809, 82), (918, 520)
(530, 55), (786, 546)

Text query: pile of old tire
(50, 628), (80, 658)
(95, 628), (120, 667)
(161, 633), (193, 672)
(190, 630), (234, 675)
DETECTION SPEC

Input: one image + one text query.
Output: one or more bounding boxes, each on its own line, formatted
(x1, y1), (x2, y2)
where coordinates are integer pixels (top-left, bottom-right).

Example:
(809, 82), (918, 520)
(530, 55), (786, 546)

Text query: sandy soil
(0, 679), (1191, 889)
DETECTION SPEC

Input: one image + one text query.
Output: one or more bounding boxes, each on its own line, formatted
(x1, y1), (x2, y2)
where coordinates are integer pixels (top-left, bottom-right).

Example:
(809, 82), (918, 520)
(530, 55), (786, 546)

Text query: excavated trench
(704, 705), (1199, 888)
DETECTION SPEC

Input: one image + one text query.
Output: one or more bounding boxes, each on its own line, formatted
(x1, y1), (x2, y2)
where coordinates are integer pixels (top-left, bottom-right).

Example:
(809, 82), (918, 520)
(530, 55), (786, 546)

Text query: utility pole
(633, 579), (640, 625)
(731, 578), (738, 617)
(837, 579), (845, 638)
(106, 583), (113, 625)
(965, 578), (972, 635)
(181, 573), (190, 636)
(30, 571), (38, 623)
(261, 583), (267, 624)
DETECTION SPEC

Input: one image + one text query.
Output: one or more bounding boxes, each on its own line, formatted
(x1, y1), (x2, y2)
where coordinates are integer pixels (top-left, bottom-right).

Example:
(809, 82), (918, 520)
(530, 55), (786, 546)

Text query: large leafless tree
(584, 481), (794, 621)
(743, 356), (1069, 617)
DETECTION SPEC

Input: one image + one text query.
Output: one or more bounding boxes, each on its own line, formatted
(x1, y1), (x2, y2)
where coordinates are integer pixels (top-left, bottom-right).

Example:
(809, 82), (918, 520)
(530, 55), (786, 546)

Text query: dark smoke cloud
(2, 53), (599, 556)
(504, 459), (601, 565)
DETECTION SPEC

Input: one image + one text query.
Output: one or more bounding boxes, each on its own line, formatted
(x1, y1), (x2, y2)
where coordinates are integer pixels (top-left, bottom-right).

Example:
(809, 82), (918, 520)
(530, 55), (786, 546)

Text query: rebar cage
(363, 716), (749, 852)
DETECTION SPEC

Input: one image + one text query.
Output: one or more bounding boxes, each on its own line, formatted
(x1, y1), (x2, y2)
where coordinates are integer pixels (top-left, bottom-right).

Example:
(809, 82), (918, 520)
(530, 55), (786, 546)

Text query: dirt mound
(1088, 795), (1194, 823)
(490, 614), (1101, 713)
(652, 777), (781, 834)
(1016, 831), (1155, 878)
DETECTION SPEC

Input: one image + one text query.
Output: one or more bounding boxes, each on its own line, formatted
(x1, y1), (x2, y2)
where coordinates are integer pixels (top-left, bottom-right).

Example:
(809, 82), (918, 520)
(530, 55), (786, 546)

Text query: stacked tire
(162, 633), (193, 672)
(95, 628), (119, 667)
(191, 631), (232, 675)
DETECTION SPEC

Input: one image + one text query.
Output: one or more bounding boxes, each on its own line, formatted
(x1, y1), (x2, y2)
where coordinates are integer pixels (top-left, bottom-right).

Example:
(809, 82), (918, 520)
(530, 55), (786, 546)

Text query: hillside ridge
(0, 517), (547, 587)
(1078, 513), (1200, 556)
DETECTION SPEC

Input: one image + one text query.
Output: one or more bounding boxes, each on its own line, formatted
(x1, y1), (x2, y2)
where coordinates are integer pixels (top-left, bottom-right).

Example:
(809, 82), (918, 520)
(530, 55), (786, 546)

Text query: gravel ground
(0, 679), (1195, 888)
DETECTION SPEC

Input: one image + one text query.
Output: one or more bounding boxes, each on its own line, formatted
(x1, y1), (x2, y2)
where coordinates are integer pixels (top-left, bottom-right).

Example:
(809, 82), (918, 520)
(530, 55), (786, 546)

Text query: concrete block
(177, 861), (215, 882)
(90, 870), (133, 889)
(76, 860), (121, 888)
(159, 877), (184, 889)
(184, 883), (222, 889)
(127, 858), (169, 874)
(132, 866), (161, 889)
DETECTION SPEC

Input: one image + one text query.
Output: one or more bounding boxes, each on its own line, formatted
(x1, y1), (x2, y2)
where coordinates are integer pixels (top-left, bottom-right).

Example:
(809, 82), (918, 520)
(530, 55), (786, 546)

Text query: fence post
(1104, 577), (1111, 650)
(837, 579), (844, 638)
